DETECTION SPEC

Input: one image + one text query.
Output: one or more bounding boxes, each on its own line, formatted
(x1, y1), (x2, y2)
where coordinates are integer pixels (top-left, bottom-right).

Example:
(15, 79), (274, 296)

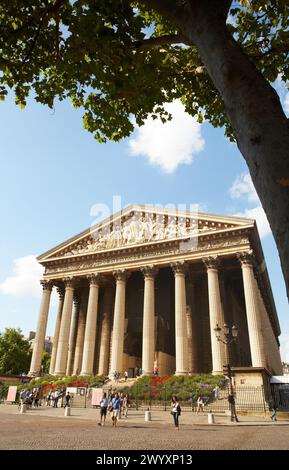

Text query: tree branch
(136, 33), (188, 50)
(23, 15), (46, 64)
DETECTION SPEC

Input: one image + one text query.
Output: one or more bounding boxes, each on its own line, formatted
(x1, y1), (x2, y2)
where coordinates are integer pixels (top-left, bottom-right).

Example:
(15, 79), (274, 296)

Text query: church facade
(29, 205), (283, 377)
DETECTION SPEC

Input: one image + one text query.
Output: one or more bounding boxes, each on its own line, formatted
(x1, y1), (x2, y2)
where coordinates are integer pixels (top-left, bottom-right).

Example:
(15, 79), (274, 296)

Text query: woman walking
(98, 392), (109, 426)
(171, 396), (181, 430)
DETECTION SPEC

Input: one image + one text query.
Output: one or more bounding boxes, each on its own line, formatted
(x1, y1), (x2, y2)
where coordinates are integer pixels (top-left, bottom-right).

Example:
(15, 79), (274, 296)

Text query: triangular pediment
(38, 204), (255, 263)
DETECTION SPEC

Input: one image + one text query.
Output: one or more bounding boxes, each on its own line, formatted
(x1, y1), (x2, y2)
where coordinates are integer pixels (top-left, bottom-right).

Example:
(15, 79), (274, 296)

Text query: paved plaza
(0, 404), (289, 450)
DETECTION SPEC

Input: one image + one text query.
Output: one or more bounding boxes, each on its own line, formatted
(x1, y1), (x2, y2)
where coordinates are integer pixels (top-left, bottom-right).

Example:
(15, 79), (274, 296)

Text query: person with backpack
(171, 396), (181, 430)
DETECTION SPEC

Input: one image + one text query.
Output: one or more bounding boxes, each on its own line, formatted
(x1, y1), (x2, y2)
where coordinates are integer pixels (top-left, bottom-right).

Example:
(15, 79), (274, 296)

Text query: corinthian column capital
(237, 250), (255, 267)
(141, 265), (158, 279)
(203, 256), (220, 271)
(63, 277), (77, 289)
(87, 273), (101, 286)
(171, 261), (188, 275)
(113, 270), (130, 282)
(56, 285), (65, 300)
(40, 279), (54, 291)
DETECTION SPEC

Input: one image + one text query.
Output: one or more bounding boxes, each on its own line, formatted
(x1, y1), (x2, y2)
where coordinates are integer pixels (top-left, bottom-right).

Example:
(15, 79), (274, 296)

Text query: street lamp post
(214, 323), (239, 422)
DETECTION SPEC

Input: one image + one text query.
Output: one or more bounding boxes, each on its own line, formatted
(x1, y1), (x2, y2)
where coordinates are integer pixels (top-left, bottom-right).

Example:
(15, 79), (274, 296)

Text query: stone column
(141, 266), (158, 375)
(238, 252), (266, 368)
(172, 262), (189, 375)
(66, 293), (80, 376)
(258, 290), (283, 374)
(109, 270), (129, 378)
(81, 274), (101, 376)
(203, 257), (225, 374)
(186, 274), (198, 373)
(186, 305), (193, 374)
(49, 286), (64, 375)
(54, 278), (76, 376)
(98, 285), (114, 376)
(29, 280), (53, 376)
(73, 292), (88, 375)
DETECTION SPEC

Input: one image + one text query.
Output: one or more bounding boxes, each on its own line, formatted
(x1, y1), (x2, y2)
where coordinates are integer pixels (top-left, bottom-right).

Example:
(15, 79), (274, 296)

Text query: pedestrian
(171, 396), (181, 430)
(196, 396), (205, 414)
(213, 385), (220, 400)
(53, 390), (59, 408)
(64, 392), (71, 408)
(122, 394), (129, 418)
(98, 392), (109, 426)
(270, 401), (277, 421)
(20, 389), (25, 405)
(111, 393), (121, 427)
(46, 391), (51, 406)
(124, 370), (128, 382)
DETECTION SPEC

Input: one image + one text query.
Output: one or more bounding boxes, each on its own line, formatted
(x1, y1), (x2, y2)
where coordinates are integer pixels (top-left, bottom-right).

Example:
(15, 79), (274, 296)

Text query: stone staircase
(103, 377), (138, 390)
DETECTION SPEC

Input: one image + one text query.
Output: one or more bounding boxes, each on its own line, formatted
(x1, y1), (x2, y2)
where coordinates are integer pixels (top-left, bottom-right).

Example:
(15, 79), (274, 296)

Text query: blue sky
(0, 89), (288, 361)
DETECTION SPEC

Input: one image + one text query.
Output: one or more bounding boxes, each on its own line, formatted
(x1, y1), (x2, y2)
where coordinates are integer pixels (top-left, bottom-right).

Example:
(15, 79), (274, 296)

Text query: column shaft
(172, 263), (188, 375)
(29, 280), (53, 376)
(239, 253), (266, 368)
(81, 275), (100, 376)
(109, 271), (128, 377)
(73, 293), (88, 375)
(142, 267), (157, 375)
(204, 257), (225, 374)
(186, 277), (199, 373)
(54, 279), (75, 376)
(98, 286), (114, 376)
(66, 295), (80, 376)
(49, 287), (64, 375)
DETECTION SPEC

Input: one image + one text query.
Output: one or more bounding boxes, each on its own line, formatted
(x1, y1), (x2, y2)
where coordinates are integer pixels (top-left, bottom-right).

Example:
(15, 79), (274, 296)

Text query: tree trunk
(190, 29), (289, 298)
(169, 1), (289, 300)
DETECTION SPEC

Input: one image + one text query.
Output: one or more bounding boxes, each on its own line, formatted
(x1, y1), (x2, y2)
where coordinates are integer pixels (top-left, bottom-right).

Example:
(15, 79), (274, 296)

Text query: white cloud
(0, 255), (44, 298)
(234, 205), (271, 239)
(230, 173), (259, 204)
(128, 100), (205, 173)
(229, 173), (271, 238)
(280, 332), (289, 363)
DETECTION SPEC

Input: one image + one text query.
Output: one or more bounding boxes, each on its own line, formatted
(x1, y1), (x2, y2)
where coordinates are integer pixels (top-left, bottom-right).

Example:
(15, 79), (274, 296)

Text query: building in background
(282, 362), (289, 375)
(28, 205), (282, 379)
(27, 331), (53, 355)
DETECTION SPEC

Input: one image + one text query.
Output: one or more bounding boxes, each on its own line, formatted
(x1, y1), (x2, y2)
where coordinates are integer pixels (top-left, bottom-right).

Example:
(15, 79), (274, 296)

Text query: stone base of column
(28, 369), (41, 377)
(142, 371), (153, 376)
(212, 370), (223, 375)
(53, 370), (66, 377)
(175, 371), (188, 376)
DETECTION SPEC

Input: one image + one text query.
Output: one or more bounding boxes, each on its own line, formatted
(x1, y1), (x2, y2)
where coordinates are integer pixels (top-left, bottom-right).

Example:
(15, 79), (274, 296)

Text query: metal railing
(68, 384), (277, 414)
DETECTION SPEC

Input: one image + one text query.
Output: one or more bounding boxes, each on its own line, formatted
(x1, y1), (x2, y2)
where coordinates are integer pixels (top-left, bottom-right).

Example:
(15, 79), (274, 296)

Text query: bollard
(64, 406), (71, 417)
(145, 409), (151, 422)
(20, 404), (26, 413)
(208, 411), (214, 424)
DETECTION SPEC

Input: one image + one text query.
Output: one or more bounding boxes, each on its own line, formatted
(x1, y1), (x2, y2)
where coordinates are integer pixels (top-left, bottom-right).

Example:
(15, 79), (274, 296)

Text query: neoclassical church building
(29, 205), (283, 378)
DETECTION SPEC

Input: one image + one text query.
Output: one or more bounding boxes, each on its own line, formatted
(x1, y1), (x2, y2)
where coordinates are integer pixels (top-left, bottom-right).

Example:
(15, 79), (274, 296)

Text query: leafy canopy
(0, 328), (32, 375)
(0, 0), (288, 142)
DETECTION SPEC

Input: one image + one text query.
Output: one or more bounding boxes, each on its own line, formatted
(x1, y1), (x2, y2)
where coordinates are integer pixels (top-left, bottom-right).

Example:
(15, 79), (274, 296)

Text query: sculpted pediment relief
(39, 206), (254, 262)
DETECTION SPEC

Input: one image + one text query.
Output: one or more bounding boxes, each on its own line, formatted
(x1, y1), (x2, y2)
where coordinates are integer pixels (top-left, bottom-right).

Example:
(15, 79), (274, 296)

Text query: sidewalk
(1, 403), (288, 426)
